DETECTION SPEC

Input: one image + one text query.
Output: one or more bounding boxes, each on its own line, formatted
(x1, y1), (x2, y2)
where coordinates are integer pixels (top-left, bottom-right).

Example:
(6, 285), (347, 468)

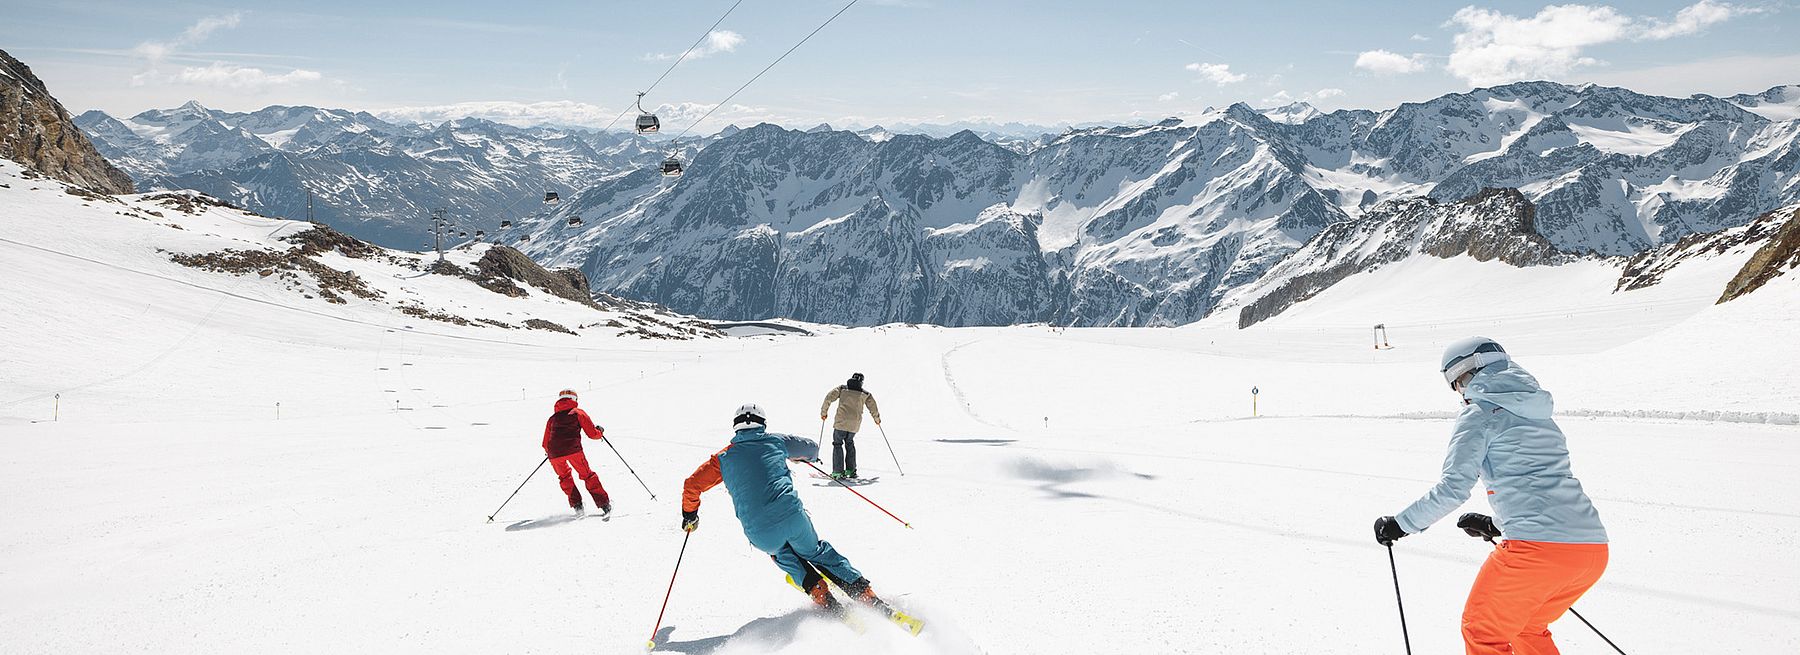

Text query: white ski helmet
(733, 403), (767, 431)
(1440, 337), (1509, 389)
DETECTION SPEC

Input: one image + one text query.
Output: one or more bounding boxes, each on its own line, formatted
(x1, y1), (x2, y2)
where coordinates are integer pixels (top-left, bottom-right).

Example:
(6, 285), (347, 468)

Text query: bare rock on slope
(1720, 207), (1800, 303)
(0, 49), (133, 194)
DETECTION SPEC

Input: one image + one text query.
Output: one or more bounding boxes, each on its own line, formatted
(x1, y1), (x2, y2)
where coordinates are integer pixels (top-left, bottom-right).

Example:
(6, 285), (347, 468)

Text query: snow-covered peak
(1259, 101), (1321, 125)
(1728, 84), (1800, 122)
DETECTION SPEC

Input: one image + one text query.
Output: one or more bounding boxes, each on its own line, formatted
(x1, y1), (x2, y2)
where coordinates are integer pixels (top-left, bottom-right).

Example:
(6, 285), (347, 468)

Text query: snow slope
(3, 160), (1797, 653)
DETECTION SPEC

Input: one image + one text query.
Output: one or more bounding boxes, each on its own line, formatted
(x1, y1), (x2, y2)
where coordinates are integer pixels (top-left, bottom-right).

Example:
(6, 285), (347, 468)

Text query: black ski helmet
(846, 372), (865, 391)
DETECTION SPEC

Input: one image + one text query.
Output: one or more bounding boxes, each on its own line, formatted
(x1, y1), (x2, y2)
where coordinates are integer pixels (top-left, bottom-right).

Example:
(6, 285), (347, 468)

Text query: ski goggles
(1441, 342), (1508, 389)
(558, 390), (579, 401)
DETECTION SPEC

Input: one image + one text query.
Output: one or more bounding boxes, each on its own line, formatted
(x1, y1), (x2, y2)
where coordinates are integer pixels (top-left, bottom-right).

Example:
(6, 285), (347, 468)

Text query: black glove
(681, 510), (699, 533)
(1374, 516), (1407, 546)
(1457, 512), (1501, 540)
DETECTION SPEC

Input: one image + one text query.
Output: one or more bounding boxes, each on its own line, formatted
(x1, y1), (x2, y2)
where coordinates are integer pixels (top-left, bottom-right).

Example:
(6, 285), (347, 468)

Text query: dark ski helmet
(847, 372), (865, 391)
(1440, 337), (1509, 389)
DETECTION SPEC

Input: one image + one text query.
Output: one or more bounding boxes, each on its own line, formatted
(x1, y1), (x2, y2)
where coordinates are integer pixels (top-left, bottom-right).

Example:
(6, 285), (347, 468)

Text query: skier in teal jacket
(681, 403), (883, 612)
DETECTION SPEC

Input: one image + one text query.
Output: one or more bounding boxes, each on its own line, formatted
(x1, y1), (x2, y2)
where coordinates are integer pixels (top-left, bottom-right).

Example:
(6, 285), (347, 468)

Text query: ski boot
(572, 504), (586, 518)
(597, 503), (612, 519)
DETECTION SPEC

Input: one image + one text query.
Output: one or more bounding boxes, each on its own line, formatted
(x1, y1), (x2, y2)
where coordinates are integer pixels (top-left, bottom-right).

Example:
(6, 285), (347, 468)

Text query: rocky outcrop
(466, 245), (599, 307)
(1614, 205), (1800, 297)
(1234, 188), (1564, 327)
(0, 49), (133, 194)
(1720, 207), (1800, 302)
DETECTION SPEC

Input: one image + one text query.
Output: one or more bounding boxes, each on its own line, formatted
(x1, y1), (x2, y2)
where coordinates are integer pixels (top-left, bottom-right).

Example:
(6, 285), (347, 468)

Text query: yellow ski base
(888, 611), (925, 636)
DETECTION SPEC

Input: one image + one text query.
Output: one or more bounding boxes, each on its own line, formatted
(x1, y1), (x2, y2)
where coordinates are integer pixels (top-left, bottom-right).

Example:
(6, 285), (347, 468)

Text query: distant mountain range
(495, 82), (1800, 326)
(75, 82), (1800, 326)
(74, 102), (699, 248)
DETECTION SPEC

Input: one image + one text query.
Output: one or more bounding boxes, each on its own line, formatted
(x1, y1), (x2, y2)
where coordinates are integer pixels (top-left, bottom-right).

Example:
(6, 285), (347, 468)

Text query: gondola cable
(597, 0), (750, 134)
(668, 0), (861, 142)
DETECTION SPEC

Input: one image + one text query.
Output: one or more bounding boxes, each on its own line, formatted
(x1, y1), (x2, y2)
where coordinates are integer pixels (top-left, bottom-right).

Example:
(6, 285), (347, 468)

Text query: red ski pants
(1462, 540), (1608, 655)
(549, 452), (610, 509)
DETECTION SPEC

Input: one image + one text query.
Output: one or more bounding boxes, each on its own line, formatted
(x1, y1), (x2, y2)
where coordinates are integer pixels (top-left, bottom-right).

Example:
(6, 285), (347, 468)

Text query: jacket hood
(732, 425), (768, 442)
(1464, 361), (1554, 419)
(554, 398), (578, 412)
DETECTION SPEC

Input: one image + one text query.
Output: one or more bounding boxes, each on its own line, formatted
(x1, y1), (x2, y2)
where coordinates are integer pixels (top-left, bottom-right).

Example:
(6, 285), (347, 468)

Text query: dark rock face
(1720, 208), (1800, 302)
(1614, 206), (1800, 297)
(0, 50), (133, 194)
(467, 245), (598, 308)
(1236, 189), (1564, 327)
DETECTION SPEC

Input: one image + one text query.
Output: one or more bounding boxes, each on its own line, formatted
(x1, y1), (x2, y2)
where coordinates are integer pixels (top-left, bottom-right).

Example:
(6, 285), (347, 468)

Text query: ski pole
(602, 437), (658, 501)
(1478, 536), (1626, 654)
(486, 456), (548, 522)
(1386, 543), (1413, 655)
(875, 423), (904, 476)
(801, 460), (912, 529)
(1567, 607), (1627, 655)
(646, 531), (692, 652)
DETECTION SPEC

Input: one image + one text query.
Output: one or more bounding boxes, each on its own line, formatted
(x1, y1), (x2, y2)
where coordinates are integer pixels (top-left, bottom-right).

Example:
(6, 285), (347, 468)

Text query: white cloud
(1445, 1), (1759, 86)
(129, 12), (326, 92)
(1642, 0), (1749, 39)
(165, 63), (321, 90)
(1410, 33), (1431, 42)
(377, 101), (619, 127)
(1157, 91), (1181, 102)
(133, 12), (244, 63)
(1355, 49), (1429, 74)
(645, 30), (745, 61)
(1314, 87), (1345, 99)
(1184, 62), (1247, 85)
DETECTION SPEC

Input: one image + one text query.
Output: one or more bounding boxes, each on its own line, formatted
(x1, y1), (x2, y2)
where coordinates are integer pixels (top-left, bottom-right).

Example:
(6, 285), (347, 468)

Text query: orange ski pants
(1462, 540), (1608, 655)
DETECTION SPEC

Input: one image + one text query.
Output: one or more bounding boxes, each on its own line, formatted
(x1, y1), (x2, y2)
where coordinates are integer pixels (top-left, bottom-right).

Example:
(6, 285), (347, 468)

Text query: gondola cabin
(544, 191), (560, 204)
(660, 157), (684, 177)
(635, 113), (660, 134)
(567, 216), (584, 227)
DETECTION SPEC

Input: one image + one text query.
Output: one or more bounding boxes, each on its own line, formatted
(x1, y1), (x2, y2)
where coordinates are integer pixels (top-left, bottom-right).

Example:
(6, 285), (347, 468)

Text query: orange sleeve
(577, 409), (604, 440)
(681, 448), (728, 513)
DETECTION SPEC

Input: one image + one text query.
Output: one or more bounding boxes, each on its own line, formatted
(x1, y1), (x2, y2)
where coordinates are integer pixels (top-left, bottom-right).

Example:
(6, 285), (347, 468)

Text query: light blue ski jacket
(1396, 361), (1608, 543)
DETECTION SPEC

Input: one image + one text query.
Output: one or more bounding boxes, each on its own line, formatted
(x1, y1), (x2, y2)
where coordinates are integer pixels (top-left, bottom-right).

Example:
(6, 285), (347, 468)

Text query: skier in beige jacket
(819, 373), (881, 479)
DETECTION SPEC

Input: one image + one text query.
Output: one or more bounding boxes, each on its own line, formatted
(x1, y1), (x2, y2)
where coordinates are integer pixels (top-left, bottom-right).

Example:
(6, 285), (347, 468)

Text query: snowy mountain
(73, 102), (698, 249)
(501, 82), (1799, 327)
(72, 82), (1800, 328)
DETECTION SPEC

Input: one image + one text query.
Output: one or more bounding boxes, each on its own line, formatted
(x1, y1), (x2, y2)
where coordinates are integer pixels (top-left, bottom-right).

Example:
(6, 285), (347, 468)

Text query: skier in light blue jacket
(1374, 337), (1608, 655)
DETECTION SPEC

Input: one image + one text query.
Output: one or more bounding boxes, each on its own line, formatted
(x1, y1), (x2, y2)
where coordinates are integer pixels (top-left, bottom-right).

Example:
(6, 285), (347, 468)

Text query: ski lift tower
(430, 208), (450, 262)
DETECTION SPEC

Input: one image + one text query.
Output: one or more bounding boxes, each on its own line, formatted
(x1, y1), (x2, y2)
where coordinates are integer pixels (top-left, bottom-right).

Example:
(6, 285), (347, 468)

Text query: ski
(809, 473), (880, 486)
(821, 576), (924, 636)
(861, 596), (925, 636)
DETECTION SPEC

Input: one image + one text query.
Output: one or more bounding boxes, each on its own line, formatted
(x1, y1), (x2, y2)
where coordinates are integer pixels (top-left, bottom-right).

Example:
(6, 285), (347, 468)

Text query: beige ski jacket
(820, 386), (880, 432)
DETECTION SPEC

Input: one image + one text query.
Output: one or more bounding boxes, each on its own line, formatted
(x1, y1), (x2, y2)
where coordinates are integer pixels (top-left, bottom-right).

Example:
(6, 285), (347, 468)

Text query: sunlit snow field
(2, 162), (1797, 653)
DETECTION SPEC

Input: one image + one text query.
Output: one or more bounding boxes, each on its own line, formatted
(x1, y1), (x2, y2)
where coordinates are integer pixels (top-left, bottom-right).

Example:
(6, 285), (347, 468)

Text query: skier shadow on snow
(650, 609), (814, 654)
(933, 438), (1017, 446)
(1008, 457), (1155, 499)
(503, 514), (583, 532)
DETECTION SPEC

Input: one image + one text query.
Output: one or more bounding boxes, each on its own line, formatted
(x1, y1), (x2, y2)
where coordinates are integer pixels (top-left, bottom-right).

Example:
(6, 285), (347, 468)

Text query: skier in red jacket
(543, 389), (611, 517)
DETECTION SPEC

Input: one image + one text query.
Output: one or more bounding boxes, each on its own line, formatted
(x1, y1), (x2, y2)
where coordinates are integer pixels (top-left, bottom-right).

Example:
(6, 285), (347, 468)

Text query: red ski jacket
(543, 398), (604, 458)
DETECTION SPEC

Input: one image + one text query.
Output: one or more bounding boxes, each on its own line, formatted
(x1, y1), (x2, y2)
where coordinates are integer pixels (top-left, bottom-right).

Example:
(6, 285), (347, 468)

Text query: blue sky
(5, 0), (1796, 131)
